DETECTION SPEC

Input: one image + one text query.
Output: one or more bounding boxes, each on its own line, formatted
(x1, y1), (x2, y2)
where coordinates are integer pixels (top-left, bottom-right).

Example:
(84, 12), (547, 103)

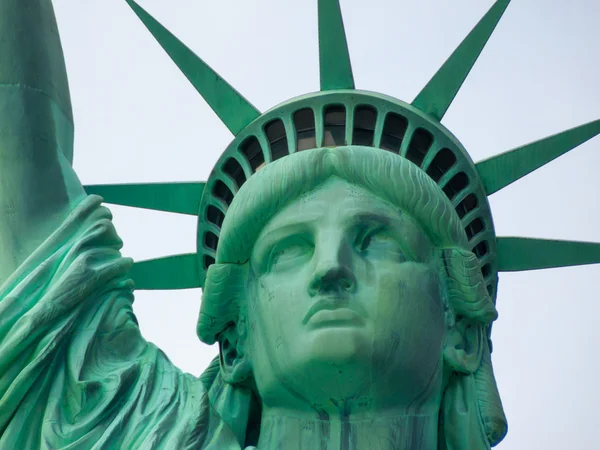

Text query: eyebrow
(259, 211), (322, 239)
(261, 209), (397, 239)
(251, 220), (313, 267)
(346, 210), (430, 262)
(347, 212), (394, 228)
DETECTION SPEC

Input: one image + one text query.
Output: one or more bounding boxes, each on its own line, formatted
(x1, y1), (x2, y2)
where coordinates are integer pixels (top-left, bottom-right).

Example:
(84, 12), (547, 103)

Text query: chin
(290, 328), (372, 396)
(307, 326), (370, 361)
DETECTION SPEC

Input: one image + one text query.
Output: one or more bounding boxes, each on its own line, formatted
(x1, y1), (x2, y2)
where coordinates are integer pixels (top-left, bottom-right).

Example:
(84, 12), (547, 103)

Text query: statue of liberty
(1, 0), (600, 448)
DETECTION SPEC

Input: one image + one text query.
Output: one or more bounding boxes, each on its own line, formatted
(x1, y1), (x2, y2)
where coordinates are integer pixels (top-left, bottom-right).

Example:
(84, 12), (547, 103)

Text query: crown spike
(477, 119), (600, 195)
(85, 182), (205, 215)
(497, 237), (600, 272)
(412, 0), (510, 120)
(131, 253), (202, 290)
(125, 0), (260, 135)
(319, 0), (355, 91)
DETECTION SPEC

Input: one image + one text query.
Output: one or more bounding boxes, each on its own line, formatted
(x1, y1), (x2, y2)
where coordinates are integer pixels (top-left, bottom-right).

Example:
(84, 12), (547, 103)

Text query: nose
(308, 233), (357, 296)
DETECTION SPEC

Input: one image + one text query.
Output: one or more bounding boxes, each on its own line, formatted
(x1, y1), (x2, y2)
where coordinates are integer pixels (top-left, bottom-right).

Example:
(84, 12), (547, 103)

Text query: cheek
(370, 264), (443, 323)
(247, 273), (308, 355)
(247, 271), (319, 397)
(370, 265), (445, 378)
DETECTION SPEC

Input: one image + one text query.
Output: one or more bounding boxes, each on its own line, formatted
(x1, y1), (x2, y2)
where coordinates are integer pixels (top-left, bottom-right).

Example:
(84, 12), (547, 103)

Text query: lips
(303, 298), (365, 328)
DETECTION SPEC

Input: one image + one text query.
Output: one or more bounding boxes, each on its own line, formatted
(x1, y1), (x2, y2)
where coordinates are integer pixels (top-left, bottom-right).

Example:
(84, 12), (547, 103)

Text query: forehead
(256, 177), (429, 242)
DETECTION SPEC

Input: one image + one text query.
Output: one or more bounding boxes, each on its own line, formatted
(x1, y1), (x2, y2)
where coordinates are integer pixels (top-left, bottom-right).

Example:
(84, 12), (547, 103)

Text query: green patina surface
(1, 0), (599, 449)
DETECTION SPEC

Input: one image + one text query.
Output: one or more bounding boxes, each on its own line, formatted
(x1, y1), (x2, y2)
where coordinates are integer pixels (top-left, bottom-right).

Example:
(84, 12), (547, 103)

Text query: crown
(85, 0), (600, 305)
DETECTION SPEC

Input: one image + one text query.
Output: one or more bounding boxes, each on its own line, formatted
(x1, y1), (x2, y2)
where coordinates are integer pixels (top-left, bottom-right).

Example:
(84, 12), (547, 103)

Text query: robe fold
(0, 196), (241, 449)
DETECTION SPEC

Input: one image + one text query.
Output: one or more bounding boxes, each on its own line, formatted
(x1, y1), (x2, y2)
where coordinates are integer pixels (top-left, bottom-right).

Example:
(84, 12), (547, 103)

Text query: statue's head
(198, 146), (506, 448)
(123, 0), (600, 447)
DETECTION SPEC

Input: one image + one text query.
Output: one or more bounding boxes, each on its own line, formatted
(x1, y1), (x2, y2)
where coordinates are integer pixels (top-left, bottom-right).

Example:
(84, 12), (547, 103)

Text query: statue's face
(246, 177), (446, 415)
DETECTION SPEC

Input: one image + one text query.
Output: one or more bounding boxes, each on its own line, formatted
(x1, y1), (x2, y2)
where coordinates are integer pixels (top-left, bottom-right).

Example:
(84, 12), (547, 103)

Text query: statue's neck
(256, 408), (439, 450)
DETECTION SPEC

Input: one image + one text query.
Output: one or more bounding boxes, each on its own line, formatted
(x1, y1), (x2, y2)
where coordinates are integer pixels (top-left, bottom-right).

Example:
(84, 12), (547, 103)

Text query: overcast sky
(52, 1), (600, 448)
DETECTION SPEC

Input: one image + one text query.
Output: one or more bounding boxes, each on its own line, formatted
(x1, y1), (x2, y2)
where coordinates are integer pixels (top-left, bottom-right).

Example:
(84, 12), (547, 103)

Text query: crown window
(204, 231), (218, 251)
(240, 136), (265, 172)
(222, 157), (246, 189)
(323, 105), (346, 146)
(352, 106), (377, 147)
(294, 109), (317, 151)
(206, 205), (225, 227)
(380, 113), (408, 153)
(212, 180), (234, 205)
(265, 119), (289, 162)
(426, 148), (456, 182)
(465, 217), (485, 240)
(443, 172), (469, 200)
(456, 193), (478, 219)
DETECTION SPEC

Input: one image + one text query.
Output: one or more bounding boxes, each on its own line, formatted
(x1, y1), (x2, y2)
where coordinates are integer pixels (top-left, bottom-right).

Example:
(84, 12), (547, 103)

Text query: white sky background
(52, 0), (600, 448)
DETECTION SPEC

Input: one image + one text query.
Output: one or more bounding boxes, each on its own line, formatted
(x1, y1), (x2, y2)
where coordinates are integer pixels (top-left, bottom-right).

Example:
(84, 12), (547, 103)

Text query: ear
(218, 324), (252, 384)
(443, 316), (484, 374)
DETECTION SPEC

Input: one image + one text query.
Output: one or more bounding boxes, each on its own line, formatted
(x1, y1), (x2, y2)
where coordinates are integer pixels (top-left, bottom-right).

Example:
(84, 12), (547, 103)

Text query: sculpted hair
(198, 146), (507, 447)
(216, 147), (467, 264)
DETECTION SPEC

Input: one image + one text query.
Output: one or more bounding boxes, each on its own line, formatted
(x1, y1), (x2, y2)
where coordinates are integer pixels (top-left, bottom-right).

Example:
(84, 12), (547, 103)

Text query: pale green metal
(477, 119), (600, 195)
(195, 90), (501, 301)
(199, 150), (505, 448)
(2, 0), (600, 449)
(0, 0), (86, 286)
(497, 237), (600, 271)
(318, 0), (355, 90)
(125, 0), (260, 135)
(0, 0), (74, 164)
(84, 182), (205, 215)
(130, 253), (202, 289)
(412, 0), (510, 120)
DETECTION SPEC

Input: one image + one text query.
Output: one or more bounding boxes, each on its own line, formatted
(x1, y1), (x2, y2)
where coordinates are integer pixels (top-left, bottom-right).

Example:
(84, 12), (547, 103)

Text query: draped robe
(0, 196), (244, 449)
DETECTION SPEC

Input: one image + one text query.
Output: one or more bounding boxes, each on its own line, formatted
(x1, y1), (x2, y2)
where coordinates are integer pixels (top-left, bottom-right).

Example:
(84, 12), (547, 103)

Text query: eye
(355, 226), (385, 251)
(268, 237), (313, 272)
(355, 226), (407, 262)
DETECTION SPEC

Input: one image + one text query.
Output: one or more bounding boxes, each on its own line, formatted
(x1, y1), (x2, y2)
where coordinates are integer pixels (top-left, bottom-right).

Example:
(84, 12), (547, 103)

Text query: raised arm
(0, 5), (231, 448)
(0, 0), (85, 284)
